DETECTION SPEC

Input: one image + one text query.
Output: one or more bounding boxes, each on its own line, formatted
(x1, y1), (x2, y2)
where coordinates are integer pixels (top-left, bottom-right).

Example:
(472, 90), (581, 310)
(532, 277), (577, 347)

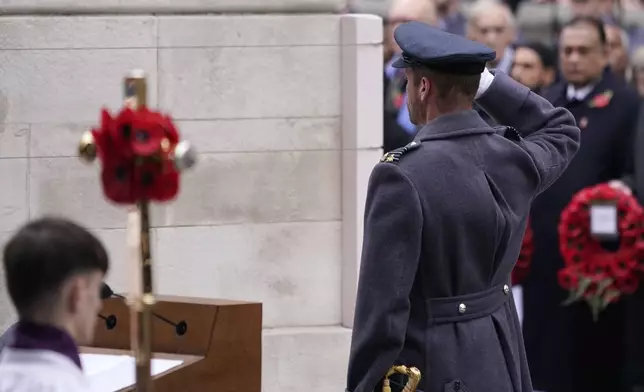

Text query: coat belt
(427, 283), (511, 325)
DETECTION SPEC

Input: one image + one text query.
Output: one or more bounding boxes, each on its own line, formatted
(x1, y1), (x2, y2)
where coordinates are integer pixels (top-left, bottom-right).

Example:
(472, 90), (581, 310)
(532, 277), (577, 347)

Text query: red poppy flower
(112, 108), (137, 158)
(615, 274), (639, 294)
(512, 220), (534, 285)
(558, 267), (579, 290)
(608, 258), (636, 278)
(91, 106), (183, 205)
(130, 109), (169, 157)
(393, 94), (404, 110)
(92, 109), (118, 161)
(132, 159), (179, 202)
(97, 151), (141, 205)
(590, 92), (612, 109)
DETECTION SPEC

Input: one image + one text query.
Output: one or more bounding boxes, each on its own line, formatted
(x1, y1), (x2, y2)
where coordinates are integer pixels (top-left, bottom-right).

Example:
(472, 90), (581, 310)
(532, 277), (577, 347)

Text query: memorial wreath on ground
(558, 183), (644, 321)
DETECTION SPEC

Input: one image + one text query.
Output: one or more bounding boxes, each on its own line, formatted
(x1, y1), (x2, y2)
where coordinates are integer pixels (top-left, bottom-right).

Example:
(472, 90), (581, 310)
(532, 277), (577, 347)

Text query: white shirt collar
(566, 84), (595, 101)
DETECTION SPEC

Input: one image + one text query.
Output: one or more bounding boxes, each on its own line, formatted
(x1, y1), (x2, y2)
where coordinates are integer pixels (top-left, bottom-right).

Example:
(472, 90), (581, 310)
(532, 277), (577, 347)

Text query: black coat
(620, 101), (644, 390)
(523, 69), (641, 392)
(346, 72), (580, 392)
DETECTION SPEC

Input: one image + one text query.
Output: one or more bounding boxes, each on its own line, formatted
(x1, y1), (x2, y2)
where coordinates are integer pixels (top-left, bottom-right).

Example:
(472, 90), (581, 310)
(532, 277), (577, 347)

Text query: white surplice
(0, 347), (91, 392)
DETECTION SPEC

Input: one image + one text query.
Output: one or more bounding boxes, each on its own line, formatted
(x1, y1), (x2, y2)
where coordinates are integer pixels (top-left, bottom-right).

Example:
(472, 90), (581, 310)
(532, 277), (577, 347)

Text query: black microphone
(98, 282), (118, 329)
(100, 283), (188, 336)
(100, 282), (113, 300)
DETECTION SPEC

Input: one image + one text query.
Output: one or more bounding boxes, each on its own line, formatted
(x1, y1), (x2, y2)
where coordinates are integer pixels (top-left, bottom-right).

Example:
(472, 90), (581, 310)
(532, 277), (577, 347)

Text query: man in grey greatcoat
(346, 21), (581, 392)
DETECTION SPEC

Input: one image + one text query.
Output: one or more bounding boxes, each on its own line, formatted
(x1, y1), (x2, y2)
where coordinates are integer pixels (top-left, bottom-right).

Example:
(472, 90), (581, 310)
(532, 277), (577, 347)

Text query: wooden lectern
(81, 296), (262, 392)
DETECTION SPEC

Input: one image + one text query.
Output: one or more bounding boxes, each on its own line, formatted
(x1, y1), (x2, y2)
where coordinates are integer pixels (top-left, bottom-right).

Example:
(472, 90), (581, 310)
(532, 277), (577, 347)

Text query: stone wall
(0, 3), (383, 391)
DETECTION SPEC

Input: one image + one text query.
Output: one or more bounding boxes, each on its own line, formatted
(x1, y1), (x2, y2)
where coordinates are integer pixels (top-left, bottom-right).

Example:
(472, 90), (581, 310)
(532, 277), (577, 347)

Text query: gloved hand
(475, 68), (495, 100)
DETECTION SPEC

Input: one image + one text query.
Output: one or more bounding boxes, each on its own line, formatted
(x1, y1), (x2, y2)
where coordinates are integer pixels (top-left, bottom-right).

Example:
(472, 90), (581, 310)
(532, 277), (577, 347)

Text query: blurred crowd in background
(377, 0), (644, 151)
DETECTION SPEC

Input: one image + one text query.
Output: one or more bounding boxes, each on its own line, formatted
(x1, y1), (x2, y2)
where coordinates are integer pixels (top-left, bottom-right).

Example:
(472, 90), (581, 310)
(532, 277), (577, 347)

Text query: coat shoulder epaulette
(380, 141), (421, 163)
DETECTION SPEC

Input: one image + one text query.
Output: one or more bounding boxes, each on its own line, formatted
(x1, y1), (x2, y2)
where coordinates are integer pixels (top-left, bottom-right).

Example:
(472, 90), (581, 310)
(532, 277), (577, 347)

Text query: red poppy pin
(589, 90), (613, 109)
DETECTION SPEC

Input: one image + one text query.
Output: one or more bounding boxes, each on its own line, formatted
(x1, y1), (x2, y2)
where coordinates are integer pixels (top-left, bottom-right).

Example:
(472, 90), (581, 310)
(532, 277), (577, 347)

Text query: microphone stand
(99, 283), (188, 336)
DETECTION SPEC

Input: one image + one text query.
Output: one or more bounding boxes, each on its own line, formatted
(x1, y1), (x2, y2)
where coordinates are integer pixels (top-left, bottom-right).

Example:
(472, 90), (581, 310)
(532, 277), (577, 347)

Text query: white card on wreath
(590, 204), (618, 237)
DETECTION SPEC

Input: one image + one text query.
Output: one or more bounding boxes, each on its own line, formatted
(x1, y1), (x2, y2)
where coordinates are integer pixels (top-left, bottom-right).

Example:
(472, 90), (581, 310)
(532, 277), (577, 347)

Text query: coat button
(503, 284), (510, 295)
(458, 303), (466, 314)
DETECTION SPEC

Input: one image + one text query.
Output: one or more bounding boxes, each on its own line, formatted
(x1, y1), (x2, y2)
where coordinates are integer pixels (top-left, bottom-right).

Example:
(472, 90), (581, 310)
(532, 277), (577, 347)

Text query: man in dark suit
(522, 16), (641, 392)
(610, 91), (644, 392)
(346, 21), (580, 392)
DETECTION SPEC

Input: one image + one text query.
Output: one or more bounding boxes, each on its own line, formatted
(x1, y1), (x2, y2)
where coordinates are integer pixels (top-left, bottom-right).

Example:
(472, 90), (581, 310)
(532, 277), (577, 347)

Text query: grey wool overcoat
(346, 72), (581, 392)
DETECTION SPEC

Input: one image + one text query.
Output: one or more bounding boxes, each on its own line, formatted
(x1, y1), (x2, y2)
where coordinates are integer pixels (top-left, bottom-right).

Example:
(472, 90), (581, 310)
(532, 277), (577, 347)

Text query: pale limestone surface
(0, 0), (346, 13)
(0, 11), (382, 392)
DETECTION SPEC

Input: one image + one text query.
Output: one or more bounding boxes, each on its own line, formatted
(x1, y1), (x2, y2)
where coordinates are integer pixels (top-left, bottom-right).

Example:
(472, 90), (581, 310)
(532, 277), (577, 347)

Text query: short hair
(387, 0), (437, 25)
(3, 217), (109, 318)
(562, 16), (607, 45)
(467, 0), (516, 29)
(411, 67), (481, 104)
(632, 46), (644, 69)
(515, 41), (558, 69)
(604, 22), (631, 52)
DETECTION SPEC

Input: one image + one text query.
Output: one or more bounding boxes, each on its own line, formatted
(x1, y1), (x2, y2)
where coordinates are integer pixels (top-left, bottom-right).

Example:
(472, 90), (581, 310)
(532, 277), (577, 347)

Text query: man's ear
(420, 77), (431, 100)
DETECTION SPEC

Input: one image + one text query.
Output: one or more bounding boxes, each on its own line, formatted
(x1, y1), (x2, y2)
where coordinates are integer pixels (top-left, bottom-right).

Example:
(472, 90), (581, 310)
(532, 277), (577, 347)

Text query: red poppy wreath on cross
(558, 183), (644, 320)
(91, 107), (181, 204)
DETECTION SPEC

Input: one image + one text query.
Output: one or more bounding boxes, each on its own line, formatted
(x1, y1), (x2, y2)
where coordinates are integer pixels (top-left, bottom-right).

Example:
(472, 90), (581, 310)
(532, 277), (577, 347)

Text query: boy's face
(65, 270), (104, 345)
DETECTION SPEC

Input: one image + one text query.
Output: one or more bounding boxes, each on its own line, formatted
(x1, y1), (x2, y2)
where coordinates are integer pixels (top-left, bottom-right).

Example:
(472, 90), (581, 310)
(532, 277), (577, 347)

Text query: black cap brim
(392, 56), (408, 68)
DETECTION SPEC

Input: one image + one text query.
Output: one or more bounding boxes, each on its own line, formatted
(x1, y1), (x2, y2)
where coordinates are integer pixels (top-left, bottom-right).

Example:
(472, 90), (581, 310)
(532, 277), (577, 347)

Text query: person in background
(435, 0), (466, 36)
(523, 16), (640, 392)
(0, 217), (109, 392)
(631, 47), (644, 97)
(466, 0), (517, 74)
(466, 0), (517, 125)
(511, 41), (557, 94)
(567, 0), (614, 18)
(383, 0), (437, 152)
(612, 42), (644, 392)
(565, 0), (644, 50)
(605, 23), (631, 80)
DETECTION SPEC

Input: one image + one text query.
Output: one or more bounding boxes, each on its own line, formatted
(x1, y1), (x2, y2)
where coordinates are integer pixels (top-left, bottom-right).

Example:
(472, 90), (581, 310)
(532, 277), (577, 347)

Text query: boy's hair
(3, 217), (109, 318)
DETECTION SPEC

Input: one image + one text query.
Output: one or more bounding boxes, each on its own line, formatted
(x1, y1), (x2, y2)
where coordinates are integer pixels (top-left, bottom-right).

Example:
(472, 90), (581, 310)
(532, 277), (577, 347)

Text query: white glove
(475, 68), (494, 100)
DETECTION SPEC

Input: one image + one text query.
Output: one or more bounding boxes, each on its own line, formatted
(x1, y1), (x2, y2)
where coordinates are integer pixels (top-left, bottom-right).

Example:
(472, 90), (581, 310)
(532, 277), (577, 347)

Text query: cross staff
(78, 69), (196, 392)
(124, 70), (154, 391)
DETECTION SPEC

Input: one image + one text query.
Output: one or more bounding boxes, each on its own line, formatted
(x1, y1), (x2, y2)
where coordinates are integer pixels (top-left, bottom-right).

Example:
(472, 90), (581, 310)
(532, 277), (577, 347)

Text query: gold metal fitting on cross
(382, 365), (422, 392)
